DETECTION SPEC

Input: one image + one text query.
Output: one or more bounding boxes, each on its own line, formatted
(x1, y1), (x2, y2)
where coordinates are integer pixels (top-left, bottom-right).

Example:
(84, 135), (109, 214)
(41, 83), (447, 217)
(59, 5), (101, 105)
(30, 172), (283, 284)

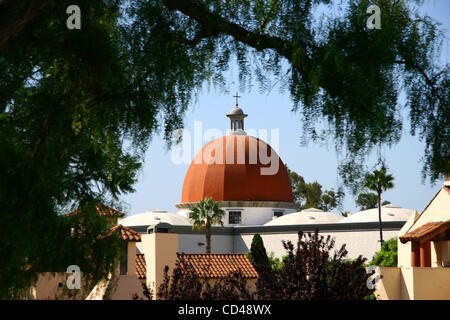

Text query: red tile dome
(181, 135), (294, 203)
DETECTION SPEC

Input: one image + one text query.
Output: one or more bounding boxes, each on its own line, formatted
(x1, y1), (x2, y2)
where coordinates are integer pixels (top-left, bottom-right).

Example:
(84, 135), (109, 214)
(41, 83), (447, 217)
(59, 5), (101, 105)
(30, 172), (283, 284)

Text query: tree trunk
(205, 219), (211, 254)
(378, 189), (383, 245)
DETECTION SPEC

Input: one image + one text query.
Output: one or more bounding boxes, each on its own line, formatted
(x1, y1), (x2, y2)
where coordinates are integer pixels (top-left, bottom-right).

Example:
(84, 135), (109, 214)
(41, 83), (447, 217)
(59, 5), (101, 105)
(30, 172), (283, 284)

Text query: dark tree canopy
(356, 192), (379, 210)
(248, 233), (269, 272)
(0, 0), (448, 297)
(255, 231), (373, 300)
(356, 192), (391, 210)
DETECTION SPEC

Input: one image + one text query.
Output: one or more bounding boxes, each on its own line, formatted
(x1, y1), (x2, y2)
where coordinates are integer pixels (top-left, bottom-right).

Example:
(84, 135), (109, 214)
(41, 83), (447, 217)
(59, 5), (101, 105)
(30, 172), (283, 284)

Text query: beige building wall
(376, 267), (450, 300)
(110, 274), (146, 300)
(407, 188), (449, 229)
(33, 241), (142, 300)
(141, 233), (179, 297)
(412, 267), (450, 299)
(377, 180), (450, 300)
(127, 242), (137, 276)
(398, 187), (450, 268)
(397, 211), (420, 268)
(34, 270), (145, 300)
(34, 272), (84, 300)
(373, 267), (401, 300)
(399, 267), (415, 299)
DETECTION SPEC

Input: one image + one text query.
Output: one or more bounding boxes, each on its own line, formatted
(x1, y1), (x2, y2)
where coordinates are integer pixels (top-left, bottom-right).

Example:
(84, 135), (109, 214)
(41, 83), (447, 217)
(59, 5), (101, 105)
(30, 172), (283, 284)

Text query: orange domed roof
(181, 135), (294, 203)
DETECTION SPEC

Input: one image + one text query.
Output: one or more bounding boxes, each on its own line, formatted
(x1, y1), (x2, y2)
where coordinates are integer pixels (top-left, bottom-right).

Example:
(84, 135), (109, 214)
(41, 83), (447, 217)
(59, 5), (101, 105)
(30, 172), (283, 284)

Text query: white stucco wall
(234, 229), (401, 261)
(178, 234), (234, 254)
(178, 206), (296, 227)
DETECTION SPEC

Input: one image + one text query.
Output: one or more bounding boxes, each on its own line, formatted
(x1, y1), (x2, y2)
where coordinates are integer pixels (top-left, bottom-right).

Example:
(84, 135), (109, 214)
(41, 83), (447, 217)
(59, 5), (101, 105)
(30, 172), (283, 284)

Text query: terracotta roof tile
(178, 254), (258, 279)
(399, 220), (450, 243)
(100, 225), (141, 242)
(136, 254), (146, 279)
(66, 204), (125, 217)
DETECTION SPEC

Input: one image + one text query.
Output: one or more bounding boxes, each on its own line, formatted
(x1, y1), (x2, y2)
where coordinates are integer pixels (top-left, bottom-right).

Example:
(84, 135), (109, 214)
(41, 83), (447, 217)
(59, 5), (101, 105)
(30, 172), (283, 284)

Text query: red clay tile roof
(399, 220), (450, 243)
(101, 225), (141, 242)
(136, 254), (146, 279)
(66, 204), (125, 217)
(177, 253), (258, 279)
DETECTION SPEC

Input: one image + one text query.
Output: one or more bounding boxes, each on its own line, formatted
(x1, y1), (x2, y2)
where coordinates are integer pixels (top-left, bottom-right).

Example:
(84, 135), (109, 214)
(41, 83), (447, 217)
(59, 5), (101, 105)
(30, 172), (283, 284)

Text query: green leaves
(364, 167), (395, 193)
(159, 0), (448, 182)
(369, 237), (398, 267)
(188, 197), (225, 229)
(355, 192), (379, 210)
(248, 233), (269, 271)
(0, 0), (144, 298)
(287, 167), (344, 211)
(188, 197), (225, 253)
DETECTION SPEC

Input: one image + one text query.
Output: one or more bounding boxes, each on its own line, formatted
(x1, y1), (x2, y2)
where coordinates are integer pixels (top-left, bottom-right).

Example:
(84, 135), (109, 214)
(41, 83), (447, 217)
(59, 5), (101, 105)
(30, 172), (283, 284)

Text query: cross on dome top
(233, 92), (241, 107)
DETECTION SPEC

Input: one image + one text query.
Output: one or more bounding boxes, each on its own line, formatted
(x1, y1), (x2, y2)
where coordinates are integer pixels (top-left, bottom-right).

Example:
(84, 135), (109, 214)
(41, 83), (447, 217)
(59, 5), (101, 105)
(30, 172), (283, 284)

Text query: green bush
(368, 237), (398, 267)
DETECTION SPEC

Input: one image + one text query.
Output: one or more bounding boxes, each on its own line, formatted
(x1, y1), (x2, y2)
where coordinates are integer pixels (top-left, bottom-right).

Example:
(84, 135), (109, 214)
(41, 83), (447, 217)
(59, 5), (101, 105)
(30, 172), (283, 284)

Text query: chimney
(141, 223), (178, 299)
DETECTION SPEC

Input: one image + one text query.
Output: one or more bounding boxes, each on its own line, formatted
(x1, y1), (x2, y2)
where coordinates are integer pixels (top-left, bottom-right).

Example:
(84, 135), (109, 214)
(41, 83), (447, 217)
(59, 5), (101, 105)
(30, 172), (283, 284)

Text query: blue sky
(120, 0), (449, 217)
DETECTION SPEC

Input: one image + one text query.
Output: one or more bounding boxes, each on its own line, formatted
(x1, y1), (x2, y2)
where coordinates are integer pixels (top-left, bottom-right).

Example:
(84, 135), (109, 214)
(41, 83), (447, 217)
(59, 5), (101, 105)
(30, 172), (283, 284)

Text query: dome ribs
(181, 135), (294, 203)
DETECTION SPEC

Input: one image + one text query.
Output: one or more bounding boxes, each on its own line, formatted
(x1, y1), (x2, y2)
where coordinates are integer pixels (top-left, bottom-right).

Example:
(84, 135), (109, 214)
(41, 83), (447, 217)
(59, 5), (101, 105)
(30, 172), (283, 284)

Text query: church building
(31, 97), (434, 300)
(119, 99), (417, 294)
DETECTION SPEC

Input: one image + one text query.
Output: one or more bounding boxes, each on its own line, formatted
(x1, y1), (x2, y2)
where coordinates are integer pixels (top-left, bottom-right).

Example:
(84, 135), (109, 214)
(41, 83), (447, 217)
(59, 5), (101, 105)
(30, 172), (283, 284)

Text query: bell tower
(227, 92), (247, 135)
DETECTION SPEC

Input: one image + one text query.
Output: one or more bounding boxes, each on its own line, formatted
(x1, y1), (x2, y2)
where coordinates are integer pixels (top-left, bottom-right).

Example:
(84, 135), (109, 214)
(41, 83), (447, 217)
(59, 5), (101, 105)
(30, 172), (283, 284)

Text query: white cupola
(227, 93), (247, 135)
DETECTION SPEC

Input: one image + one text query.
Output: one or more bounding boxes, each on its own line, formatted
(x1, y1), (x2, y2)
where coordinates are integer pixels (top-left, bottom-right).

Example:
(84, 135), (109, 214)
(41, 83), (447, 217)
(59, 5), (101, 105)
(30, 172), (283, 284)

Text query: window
(228, 211), (241, 225)
(274, 211), (283, 218)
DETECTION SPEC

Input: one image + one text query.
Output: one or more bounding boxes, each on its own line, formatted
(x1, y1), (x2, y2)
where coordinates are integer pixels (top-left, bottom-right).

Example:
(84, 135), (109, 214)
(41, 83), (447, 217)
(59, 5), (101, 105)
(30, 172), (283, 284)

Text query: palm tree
(364, 167), (395, 245)
(188, 197), (225, 254)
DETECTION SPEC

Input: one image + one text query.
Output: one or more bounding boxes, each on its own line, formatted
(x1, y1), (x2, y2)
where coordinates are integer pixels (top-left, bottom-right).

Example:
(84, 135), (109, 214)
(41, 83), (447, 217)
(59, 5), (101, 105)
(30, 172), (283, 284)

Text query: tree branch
(0, 0), (53, 51)
(161, 0), (311, 76)
(394, 59), (446, 112)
